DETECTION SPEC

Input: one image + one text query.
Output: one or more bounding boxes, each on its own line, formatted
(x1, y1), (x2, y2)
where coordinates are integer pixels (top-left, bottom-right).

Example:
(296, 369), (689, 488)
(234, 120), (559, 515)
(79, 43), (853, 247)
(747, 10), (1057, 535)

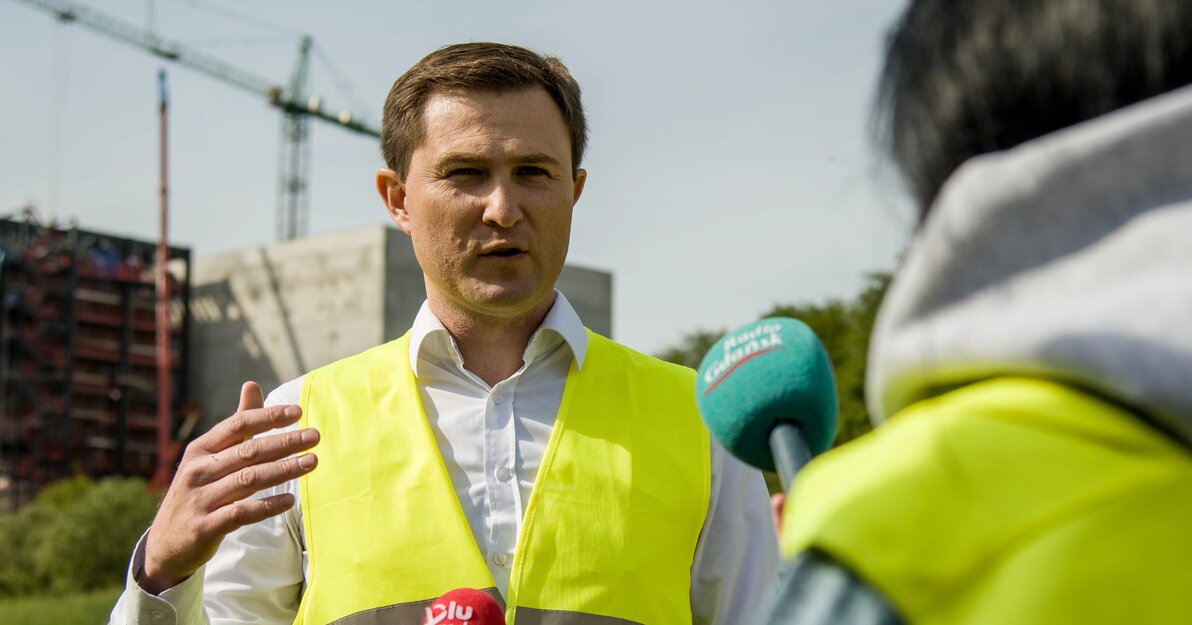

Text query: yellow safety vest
(294, 330), (710, 625)
(781, 377), (1192, 624)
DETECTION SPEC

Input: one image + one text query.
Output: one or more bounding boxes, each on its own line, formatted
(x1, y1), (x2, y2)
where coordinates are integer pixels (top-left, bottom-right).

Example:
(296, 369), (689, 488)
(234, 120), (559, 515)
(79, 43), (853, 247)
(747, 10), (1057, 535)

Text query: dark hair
(381, 42), (588, 179)
(877, 0), (1192, 215)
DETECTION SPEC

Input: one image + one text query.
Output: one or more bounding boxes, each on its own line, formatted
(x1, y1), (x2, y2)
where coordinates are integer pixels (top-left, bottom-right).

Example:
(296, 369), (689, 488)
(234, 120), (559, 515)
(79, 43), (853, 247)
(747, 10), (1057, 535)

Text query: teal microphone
(695, 318), (838, 491)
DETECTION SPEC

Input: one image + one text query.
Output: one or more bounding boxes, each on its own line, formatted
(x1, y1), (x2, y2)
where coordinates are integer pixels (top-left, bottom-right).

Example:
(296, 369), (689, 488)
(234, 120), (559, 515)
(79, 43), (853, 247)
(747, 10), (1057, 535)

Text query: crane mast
(12, 0), (381, 240)
(278, 36), (312, 242)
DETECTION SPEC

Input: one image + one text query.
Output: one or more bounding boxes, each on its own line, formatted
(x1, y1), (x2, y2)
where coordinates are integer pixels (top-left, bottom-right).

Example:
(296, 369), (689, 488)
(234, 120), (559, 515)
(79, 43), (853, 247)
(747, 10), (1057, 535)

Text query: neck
(429, 294), (555, 387)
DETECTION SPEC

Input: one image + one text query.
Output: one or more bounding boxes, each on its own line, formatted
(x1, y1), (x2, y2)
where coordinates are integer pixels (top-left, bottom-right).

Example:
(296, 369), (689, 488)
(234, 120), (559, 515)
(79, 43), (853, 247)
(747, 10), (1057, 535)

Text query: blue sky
(0, 0), (914, 354)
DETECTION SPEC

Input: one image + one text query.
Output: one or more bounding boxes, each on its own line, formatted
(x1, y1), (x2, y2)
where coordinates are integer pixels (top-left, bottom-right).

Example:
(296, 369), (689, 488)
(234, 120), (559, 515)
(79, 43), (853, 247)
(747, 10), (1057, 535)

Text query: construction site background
(0, 216), (612, 512)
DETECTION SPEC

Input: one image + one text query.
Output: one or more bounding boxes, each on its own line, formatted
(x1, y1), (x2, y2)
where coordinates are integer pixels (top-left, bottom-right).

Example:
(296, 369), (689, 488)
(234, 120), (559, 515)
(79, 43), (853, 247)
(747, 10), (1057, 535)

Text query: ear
(376, 168), (412, 235)
(572, 168), (588, 205)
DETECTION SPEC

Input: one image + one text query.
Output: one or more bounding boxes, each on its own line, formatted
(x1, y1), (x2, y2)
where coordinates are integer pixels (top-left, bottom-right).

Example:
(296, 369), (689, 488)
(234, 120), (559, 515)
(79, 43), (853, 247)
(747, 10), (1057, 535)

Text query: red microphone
(422, 588), (505, 625)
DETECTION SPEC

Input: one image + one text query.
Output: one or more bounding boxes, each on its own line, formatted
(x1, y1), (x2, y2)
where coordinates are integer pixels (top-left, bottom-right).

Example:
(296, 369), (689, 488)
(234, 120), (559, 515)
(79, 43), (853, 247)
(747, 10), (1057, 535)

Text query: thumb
(238, 381), (265, 413)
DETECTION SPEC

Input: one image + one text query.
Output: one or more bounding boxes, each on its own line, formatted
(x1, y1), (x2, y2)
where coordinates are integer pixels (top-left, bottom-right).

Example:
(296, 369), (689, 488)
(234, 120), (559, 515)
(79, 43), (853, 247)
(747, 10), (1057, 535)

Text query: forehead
(414, 87), (572, 165)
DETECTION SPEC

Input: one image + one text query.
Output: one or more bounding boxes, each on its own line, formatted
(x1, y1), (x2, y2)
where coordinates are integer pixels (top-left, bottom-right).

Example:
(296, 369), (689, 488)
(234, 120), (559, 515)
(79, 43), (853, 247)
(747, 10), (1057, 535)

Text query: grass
(0, 586), (122, 625)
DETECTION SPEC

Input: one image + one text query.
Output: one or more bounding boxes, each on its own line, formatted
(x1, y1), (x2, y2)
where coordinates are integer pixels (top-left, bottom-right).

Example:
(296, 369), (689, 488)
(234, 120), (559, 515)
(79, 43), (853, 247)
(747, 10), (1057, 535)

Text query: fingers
(195, 427), (321, 485)
(189, 380), (286, 456)
(206, 452), (318, 511)
(771, 493), (787, 539)
(193, 403), (303, 455)
(202, 493), (299, 538)
(139, 381), (314, 593)
(238, 381), (264, 414)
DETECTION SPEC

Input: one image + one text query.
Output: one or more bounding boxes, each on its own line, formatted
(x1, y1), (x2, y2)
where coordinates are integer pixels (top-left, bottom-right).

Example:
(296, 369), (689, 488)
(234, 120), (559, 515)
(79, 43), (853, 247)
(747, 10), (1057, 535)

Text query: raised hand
(138, 382), (319, 594)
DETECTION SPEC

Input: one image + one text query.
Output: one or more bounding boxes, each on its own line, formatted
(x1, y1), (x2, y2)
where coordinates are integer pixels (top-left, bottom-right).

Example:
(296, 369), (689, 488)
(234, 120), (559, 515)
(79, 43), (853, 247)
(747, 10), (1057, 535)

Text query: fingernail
(298, 454), (316, 469)
(300, 428), (318, 444)
(284, 405), (301, 418)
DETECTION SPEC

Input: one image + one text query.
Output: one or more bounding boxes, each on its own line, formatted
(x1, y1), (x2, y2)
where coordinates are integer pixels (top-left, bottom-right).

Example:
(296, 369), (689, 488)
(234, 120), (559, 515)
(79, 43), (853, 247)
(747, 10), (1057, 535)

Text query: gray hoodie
(867, 83), (1192, 446)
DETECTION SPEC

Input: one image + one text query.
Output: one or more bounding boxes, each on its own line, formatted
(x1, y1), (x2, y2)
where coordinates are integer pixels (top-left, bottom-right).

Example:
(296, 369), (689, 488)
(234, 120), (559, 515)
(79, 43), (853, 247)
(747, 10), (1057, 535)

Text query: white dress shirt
(110, 292), (779, 625)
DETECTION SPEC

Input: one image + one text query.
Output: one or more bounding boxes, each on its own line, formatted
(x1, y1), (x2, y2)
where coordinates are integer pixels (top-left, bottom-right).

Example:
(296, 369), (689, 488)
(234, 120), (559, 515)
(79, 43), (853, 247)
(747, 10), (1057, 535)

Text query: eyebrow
(433, 152), (564, 169)
(518, 153), (563, 167)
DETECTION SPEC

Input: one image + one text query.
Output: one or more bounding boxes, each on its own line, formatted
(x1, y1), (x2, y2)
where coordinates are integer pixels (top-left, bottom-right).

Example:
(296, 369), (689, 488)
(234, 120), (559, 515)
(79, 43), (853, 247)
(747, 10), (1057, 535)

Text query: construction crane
(12, 0), (382, 241)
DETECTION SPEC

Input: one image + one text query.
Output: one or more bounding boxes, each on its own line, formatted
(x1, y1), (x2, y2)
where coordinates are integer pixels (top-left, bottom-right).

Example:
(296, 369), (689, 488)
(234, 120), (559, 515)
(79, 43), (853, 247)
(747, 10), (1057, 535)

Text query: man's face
(378, 87), (586, 324)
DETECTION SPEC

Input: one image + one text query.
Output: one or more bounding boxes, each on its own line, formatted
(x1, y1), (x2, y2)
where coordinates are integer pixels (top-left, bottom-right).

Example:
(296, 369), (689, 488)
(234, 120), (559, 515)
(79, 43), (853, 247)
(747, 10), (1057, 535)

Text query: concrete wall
(189, 226), (389, 420)
(189, 224), (611, 425)
(381, 226), (428, 342)
(556, 262), (613, 338)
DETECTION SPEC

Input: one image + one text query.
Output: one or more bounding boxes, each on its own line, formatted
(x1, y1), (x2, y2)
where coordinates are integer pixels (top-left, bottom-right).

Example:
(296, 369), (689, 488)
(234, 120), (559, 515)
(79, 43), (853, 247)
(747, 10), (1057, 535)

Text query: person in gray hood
(756, 0), (1192, 623)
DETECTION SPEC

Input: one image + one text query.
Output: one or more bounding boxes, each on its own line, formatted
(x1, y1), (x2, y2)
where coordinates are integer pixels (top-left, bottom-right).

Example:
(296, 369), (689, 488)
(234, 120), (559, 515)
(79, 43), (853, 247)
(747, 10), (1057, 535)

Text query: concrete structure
(188, 224), (612, 425)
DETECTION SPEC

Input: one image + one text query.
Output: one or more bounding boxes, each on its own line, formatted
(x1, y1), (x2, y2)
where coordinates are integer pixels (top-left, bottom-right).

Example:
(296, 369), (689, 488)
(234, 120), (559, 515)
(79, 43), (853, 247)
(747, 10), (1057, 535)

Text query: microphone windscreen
(423, 587), (505, 625)
(695, 317), (838, 471)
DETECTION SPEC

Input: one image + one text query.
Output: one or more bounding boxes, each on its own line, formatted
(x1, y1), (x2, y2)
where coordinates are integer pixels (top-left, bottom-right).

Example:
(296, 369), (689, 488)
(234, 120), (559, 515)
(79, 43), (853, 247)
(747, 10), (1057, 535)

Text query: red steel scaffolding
(0, 216), (191, 510)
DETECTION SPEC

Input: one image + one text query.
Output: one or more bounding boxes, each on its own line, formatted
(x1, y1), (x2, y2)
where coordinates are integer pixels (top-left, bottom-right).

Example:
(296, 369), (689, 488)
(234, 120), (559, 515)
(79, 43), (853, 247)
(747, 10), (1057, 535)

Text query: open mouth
(481, 246), (526, 258)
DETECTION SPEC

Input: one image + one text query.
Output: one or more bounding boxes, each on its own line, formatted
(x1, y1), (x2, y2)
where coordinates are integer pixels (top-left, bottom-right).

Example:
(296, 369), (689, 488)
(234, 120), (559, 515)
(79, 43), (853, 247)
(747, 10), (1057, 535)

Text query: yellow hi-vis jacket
(781, 377), (1192, 624)
(293, 330), (711, 625)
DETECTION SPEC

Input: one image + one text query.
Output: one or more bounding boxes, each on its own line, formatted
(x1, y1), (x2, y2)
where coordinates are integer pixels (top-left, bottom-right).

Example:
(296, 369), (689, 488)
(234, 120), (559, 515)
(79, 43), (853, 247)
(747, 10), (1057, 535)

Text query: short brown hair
(381, 42), (588, 179)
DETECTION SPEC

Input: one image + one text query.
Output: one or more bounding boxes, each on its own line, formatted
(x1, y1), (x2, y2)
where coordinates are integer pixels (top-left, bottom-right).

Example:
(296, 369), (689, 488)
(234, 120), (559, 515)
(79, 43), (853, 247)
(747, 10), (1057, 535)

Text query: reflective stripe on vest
(328, 597), (643, 625)
(326, 589), (502, 625)
(295, 330), (710, 625)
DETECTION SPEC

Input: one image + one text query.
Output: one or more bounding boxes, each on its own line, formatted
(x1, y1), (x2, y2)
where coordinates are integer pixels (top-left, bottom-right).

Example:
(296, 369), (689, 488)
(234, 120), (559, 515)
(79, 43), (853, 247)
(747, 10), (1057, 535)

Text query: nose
(481, 177), (523, 229)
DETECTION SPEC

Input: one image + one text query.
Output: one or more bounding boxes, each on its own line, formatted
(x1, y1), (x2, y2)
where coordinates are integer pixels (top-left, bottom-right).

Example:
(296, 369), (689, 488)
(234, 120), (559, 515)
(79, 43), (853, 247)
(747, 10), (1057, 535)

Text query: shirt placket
(484, 372), (522, 589)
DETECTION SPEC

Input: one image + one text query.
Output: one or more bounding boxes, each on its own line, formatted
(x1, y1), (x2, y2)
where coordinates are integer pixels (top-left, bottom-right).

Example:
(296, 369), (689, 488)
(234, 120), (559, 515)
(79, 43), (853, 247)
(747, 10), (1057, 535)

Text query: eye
(447, 167), (482, 177)
(517, 166), (550, 176)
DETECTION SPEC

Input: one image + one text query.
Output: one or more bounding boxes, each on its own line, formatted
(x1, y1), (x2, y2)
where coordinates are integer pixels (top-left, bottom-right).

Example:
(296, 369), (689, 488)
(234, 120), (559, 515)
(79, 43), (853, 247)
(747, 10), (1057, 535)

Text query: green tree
(36, 478), (159, 593)
(655, 329), (725, 370)
(765, 273), (891, 446)
(0, 498), (54, 595)
(0, 476), (159, 596)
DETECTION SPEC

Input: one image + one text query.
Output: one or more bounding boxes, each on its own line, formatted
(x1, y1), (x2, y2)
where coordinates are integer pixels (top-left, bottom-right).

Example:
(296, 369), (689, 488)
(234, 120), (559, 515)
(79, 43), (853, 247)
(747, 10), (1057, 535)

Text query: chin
(464, 284), (553, 316)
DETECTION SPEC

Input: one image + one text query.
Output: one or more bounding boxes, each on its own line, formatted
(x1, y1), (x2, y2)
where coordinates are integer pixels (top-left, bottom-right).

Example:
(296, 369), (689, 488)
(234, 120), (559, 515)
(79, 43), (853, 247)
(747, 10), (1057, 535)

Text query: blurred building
(0, 217), (190, 511)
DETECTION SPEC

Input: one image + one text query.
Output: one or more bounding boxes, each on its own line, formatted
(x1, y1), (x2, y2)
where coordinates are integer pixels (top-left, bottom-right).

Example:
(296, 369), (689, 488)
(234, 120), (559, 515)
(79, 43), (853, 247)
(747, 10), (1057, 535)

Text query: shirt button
(493, 552), (508, 567)
(150, 610), (166, 620)
(492, 393), (505, 404)
(495, 467), (512, 482)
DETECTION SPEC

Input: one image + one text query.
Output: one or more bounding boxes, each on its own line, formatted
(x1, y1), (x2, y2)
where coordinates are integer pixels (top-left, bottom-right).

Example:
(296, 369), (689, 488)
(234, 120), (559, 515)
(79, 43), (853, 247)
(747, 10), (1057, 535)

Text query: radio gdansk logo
(702, 323), (784, 394)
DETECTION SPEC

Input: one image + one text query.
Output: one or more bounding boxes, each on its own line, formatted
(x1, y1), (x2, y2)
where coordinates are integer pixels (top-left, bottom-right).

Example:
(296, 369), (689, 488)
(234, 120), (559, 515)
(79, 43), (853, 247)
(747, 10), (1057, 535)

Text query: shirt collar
(407, 290), (589, 376)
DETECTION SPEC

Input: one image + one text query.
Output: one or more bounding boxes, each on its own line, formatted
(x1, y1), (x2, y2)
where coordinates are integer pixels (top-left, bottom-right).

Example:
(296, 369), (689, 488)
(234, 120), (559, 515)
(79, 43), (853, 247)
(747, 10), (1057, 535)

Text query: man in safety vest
(110, 43), (778, 625)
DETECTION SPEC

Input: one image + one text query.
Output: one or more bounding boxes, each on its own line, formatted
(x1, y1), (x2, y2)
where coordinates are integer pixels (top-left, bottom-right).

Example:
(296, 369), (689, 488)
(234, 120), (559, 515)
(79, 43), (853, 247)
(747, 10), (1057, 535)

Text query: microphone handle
(770, 422), (812, 493)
